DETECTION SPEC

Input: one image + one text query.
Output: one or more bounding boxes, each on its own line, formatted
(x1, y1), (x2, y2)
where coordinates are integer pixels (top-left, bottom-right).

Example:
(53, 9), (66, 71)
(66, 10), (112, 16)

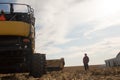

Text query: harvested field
(0, 65), (120, 80)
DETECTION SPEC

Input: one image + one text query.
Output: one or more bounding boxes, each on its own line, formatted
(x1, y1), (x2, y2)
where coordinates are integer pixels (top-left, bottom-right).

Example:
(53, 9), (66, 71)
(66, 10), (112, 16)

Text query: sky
(0, 0), (120, 66)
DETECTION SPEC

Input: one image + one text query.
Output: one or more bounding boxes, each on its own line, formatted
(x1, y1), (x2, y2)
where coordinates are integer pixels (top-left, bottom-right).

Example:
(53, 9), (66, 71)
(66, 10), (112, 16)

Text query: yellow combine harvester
(0, 3), (46, 78)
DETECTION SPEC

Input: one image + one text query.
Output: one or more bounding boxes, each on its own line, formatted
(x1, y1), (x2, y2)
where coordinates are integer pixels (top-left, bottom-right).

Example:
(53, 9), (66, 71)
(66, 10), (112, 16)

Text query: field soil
(0, 65), (120, 80)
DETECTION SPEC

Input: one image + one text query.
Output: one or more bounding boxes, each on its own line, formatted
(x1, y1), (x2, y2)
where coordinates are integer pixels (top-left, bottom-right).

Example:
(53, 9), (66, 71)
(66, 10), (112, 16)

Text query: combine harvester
(0, 3), (65, 77)
(0, 3), (46, 78)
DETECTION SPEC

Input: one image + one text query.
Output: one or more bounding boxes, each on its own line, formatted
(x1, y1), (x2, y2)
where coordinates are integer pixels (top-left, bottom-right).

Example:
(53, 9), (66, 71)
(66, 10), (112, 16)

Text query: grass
(0, 65), (120, 80)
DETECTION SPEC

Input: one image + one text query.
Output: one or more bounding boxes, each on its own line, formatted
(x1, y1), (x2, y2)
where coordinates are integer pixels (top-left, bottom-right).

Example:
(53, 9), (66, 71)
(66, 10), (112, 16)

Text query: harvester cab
(0, 3), (35, 25)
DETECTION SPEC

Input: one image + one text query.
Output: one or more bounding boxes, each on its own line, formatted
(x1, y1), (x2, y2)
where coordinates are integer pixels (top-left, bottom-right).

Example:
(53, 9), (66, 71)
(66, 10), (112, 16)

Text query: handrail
(0, 3), (29, 7)
(0, 3), (34, 14)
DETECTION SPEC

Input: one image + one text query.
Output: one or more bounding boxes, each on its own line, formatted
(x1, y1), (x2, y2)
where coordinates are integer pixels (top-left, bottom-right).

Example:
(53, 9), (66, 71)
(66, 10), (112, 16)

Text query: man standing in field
(83, 53), (89, 71)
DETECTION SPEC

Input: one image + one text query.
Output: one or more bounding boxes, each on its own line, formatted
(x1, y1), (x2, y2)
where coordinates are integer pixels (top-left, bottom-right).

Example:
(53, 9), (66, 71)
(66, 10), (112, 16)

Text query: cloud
(89, 37), (120, 53)
(34, 0), (83, 52)
(4, 0), (120, 66)
(62, 37), (120, 66)
(84, 15), (120, 37)
(36, 46), (63, 55)
(83, 0), (120, 37)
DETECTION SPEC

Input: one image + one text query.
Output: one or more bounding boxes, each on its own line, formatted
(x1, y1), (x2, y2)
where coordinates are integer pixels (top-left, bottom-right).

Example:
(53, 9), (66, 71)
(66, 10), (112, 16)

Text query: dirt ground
(0, 65), (120, 80)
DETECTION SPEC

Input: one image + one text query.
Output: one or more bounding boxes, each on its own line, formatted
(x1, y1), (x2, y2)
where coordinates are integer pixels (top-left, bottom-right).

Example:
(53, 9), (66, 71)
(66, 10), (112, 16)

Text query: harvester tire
(30, 53), (46, 78)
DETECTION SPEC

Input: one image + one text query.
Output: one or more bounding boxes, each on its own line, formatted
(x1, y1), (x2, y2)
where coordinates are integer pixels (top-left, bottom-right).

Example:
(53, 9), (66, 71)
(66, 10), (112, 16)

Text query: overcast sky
(1, 0), (120, 66)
